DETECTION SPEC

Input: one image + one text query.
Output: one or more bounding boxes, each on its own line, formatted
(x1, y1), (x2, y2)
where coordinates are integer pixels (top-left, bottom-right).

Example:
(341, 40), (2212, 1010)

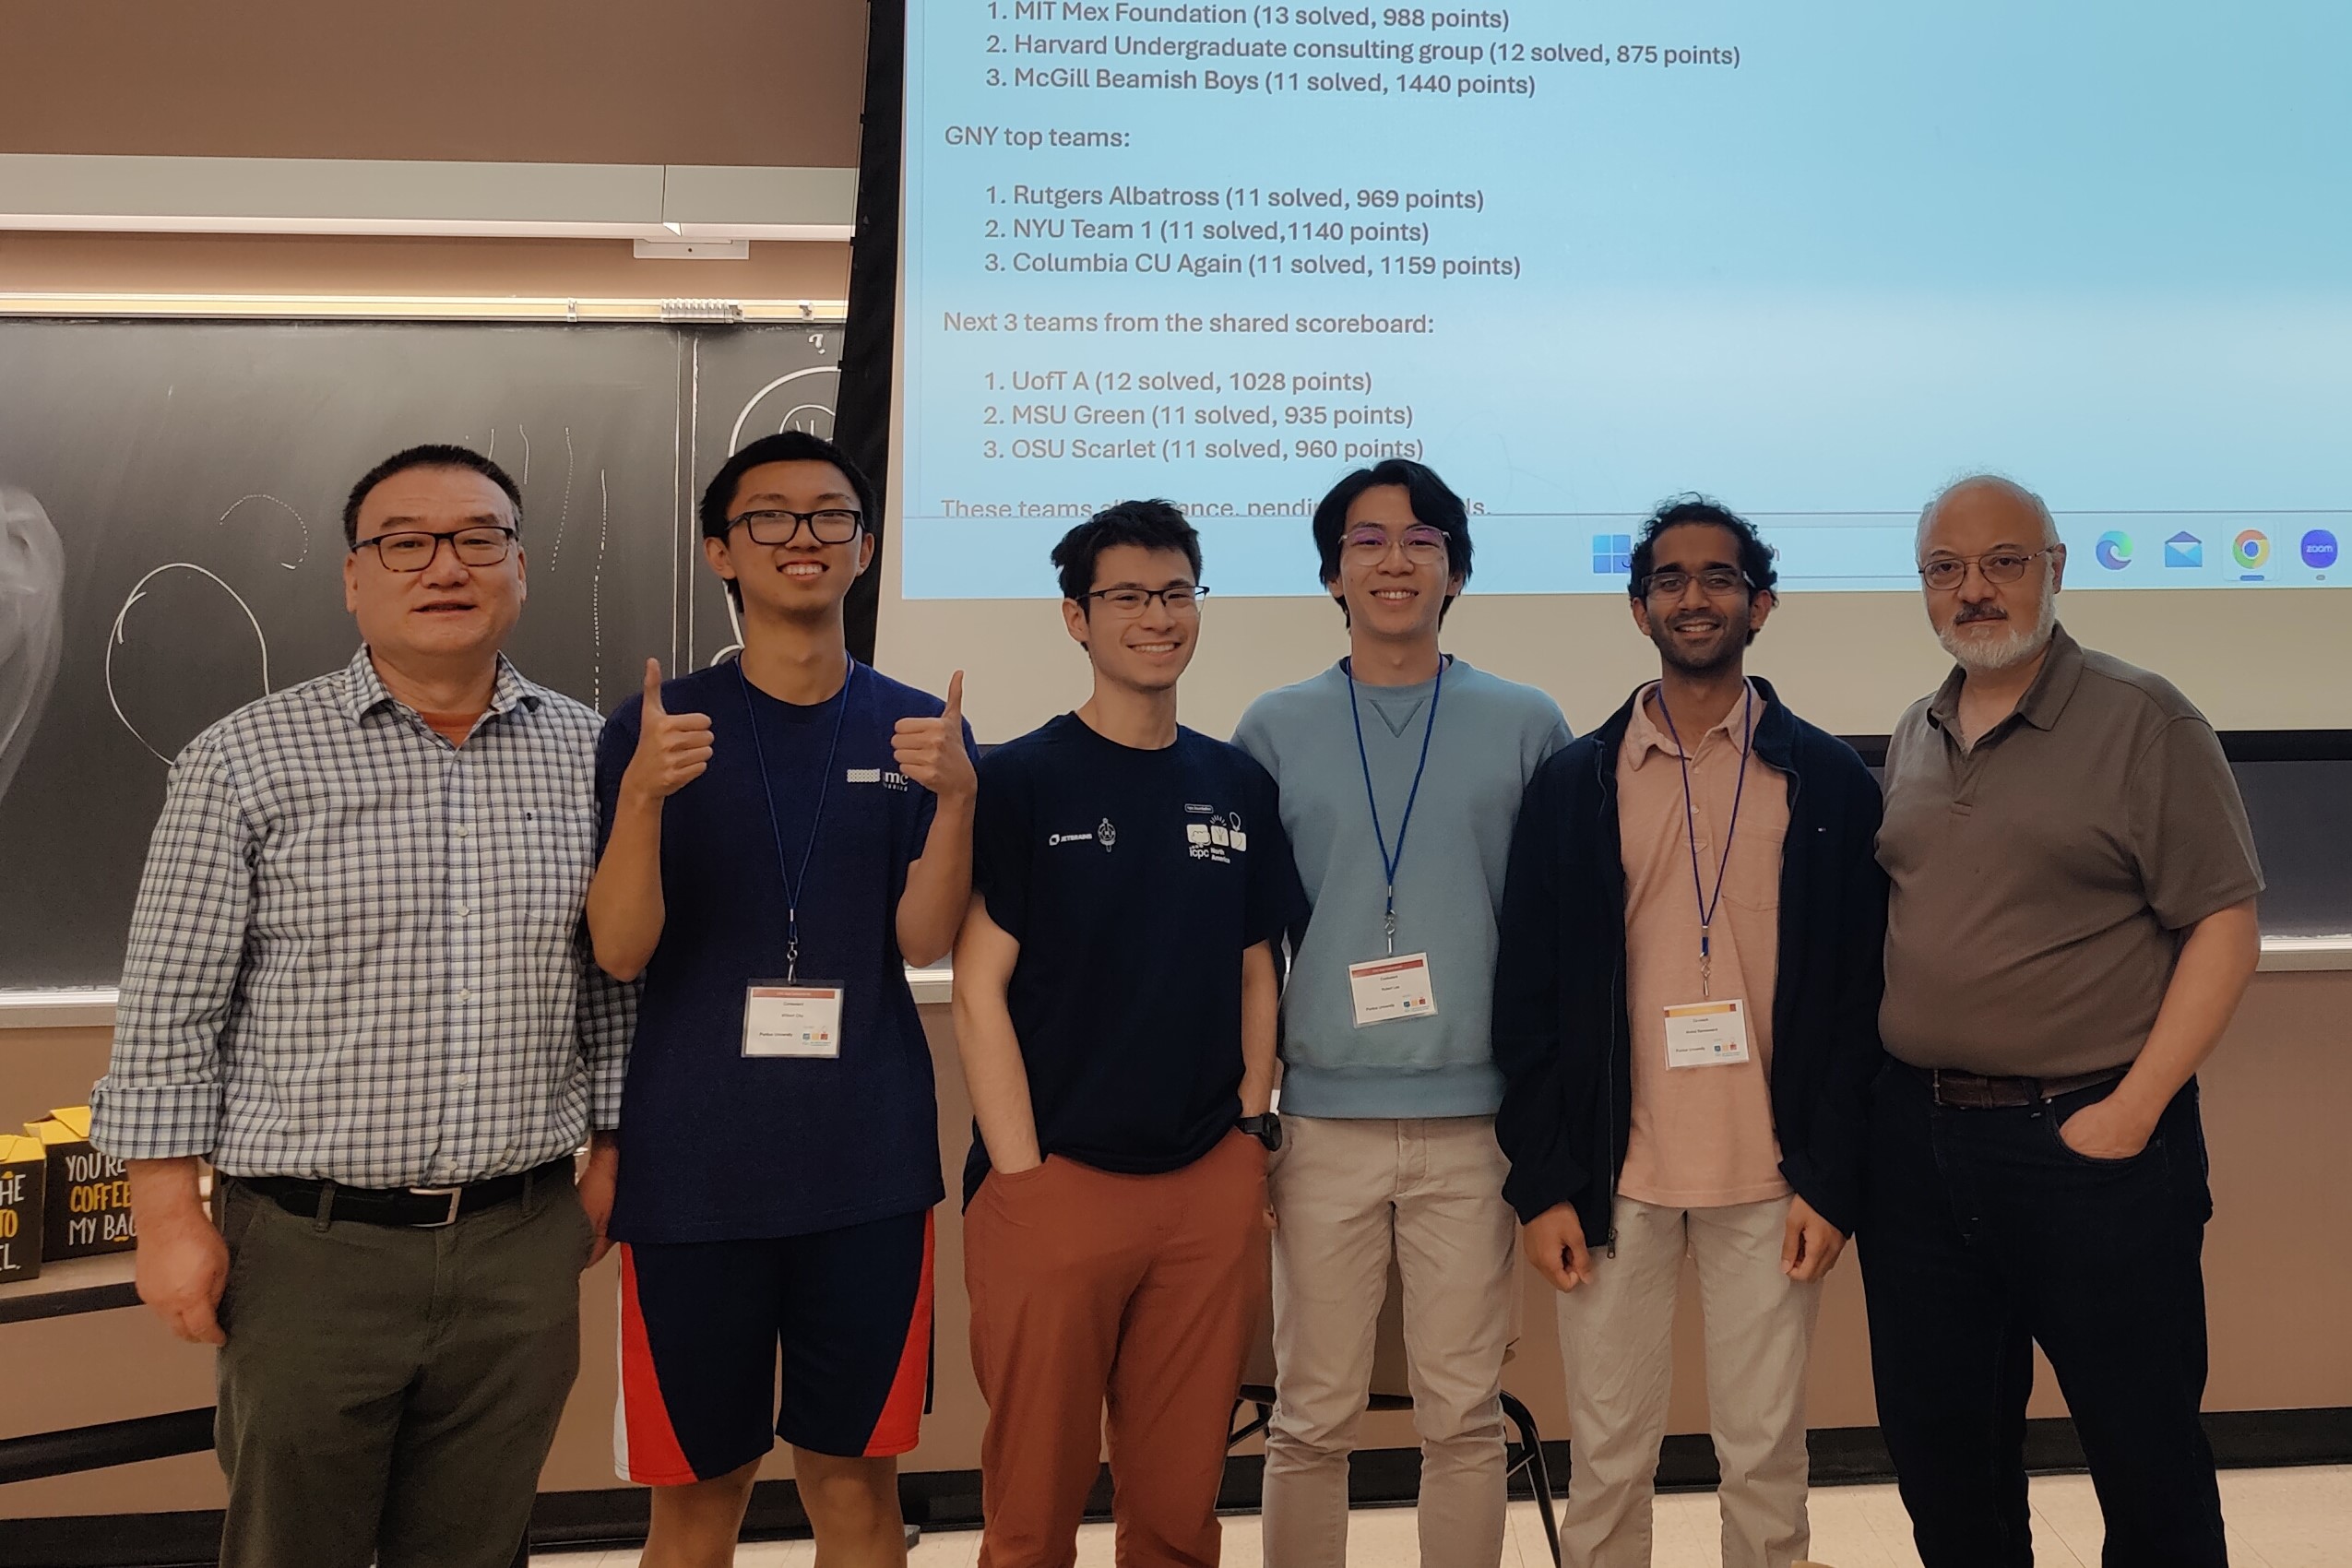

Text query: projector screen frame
(850, 0), (2348, 764)
(834, 0), (909, 667)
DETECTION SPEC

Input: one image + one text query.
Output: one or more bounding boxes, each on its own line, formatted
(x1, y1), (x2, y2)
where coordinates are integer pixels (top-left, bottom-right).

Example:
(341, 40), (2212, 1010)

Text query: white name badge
(1348, 953), (1439, 1028)
(743, 983), (846, 1058)
(1663, 998), (1752, 1068)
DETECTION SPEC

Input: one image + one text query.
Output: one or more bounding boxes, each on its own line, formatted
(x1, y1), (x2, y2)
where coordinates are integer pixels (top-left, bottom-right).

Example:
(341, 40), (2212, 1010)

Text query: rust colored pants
(966, 1130), (1268, 1568)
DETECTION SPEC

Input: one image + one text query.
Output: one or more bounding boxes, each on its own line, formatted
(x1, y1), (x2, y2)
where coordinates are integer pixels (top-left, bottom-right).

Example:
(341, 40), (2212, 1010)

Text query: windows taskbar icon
(2164, 531), (2203, 569)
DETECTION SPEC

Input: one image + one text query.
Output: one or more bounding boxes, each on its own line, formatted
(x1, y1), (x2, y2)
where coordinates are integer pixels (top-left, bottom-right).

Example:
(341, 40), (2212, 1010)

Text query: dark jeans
(1859, 1063), (2225, 1568)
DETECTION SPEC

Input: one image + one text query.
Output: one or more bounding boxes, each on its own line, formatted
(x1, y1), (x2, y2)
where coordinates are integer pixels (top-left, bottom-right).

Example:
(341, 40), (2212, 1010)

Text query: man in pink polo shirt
(1494, 497), (1888, 1566)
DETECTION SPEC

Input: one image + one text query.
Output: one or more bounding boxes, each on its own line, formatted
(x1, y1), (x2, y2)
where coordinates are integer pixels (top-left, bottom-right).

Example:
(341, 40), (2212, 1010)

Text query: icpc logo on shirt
(2094, 530), (2132, 570)
(1183, 811), (1247, 863)
(2233, 529), (2270, 570)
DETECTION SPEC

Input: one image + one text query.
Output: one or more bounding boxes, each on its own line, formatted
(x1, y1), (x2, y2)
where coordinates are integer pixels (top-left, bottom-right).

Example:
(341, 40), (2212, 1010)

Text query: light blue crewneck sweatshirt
(1233, 658), (1572, 1118)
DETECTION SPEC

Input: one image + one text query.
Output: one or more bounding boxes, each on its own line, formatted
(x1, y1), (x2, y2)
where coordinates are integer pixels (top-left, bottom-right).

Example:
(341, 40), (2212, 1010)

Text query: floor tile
(2218, 1465), (2352, 1568)
(908, 1523), (982, 1568)
(532, 1465), (2352, 1567)
(1805, 1483), (1921, 1568)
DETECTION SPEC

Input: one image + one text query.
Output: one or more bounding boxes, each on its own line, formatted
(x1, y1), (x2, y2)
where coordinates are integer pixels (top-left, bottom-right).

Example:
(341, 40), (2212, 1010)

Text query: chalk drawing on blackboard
(552, 427), (576, 568)
(593, 469), (610, 710)
(216, 493), (311, 571)
(483, 427), (532, 483)
(0, 484), (65, 805)
(708, 589), (744, 670)
(105, 564), (270, 765)
(728, 366), (841, 453)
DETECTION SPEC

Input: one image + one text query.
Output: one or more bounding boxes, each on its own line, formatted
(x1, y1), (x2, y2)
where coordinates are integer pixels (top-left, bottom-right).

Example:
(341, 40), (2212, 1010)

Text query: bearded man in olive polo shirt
(1863, 474), (2263, 1568)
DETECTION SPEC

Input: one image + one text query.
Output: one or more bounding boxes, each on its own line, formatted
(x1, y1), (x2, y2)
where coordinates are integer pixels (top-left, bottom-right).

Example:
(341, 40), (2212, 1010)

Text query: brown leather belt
(1918, 1063), (2129, 1110)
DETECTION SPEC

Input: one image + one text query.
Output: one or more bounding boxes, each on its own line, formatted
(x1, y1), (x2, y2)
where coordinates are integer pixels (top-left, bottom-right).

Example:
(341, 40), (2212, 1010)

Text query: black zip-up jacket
(1491, 678), (1888, 1243)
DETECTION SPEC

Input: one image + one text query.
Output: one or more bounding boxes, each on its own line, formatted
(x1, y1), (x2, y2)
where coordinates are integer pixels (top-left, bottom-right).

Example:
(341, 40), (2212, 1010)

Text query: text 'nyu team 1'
(92, 434), (2261, 1568)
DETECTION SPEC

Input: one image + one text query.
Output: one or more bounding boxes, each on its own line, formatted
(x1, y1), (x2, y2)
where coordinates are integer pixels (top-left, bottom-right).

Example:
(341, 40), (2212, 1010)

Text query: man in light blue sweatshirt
(1234, 459), (1572, 1568)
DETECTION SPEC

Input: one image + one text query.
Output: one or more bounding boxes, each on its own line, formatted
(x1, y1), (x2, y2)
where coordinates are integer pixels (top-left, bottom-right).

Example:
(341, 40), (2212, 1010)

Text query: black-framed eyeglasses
(730, 508), (863, 547)
(1342, 525), (1449, 563)
(1639, 565), (1752, 600)
(1077, 584), (1209, 616)
(1918, 546), (2056, 592)
(354, 526), (517, 572)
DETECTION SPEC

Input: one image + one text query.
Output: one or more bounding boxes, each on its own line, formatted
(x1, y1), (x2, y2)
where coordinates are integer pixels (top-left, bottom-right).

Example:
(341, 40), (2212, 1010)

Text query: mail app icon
(2164, 531), (2204, 569)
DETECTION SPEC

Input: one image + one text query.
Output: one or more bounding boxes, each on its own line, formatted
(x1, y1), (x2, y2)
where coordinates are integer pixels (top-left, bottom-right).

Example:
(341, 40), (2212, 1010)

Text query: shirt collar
(339, 646), (544, 727)
(1925, 621), (2084, 736)
(1622, 678), (1763, 768)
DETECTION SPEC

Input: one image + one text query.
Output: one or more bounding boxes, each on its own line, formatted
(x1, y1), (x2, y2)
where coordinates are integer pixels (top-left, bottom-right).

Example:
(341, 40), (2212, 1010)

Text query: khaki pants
(212, 1170), (590, 1568)
(965, 1132), (1268, 1568)
(1262, 1115), (1520, 1568)
(1554, 1194), (1821, 1568)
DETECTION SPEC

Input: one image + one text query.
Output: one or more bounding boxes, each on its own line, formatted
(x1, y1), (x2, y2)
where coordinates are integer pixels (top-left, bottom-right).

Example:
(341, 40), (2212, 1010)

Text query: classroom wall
(6, 968), (2348, 1522)
(0, 0), (869, 168)
(0, 232), (850, 304)
(0, 0), (868, 303)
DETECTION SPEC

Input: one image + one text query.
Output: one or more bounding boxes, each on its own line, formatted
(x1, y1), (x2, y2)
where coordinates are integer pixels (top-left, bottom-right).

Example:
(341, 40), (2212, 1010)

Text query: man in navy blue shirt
(953, 500), (1300, 1568)
(588, 431), (975, 1568)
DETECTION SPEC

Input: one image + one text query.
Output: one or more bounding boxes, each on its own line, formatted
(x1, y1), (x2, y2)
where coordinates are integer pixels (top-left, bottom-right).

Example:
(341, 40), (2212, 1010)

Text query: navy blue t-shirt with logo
(966, 713), (1302, 1204)
(596, 659), (972, 1244)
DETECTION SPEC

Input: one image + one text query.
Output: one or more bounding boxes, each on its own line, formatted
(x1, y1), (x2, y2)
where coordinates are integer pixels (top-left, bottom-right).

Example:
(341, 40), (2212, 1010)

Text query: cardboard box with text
(0, 1134), (43, 1282)
(25, 1107), (137, 1260)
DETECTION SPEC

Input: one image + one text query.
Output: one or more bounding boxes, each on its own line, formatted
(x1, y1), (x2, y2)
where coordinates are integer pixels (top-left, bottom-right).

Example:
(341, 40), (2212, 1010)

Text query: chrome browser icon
(2233, 529), (2270, 570)
(2094, 530), (2132, 570)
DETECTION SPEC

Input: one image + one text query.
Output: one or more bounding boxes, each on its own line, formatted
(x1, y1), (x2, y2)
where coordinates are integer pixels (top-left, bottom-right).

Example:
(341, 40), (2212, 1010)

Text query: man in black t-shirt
(953, 500), (1300, 1568)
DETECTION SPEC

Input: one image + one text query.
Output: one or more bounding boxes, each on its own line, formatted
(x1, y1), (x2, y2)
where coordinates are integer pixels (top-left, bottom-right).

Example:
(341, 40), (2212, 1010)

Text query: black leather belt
(1917, 1063), (2129, 1110)
(242, 1158), (571, 1229)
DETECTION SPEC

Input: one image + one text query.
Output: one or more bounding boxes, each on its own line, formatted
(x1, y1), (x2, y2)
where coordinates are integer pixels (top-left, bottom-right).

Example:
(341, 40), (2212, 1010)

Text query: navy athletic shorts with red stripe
(614, 1208), (934, 1483)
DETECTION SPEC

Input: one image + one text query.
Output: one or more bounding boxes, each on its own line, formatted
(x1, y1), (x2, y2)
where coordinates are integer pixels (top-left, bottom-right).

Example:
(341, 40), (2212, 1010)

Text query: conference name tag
(742, 983), (845, 1059)
(1663, 998), (1751, 1068)
(1348, 953), (1438, 1028)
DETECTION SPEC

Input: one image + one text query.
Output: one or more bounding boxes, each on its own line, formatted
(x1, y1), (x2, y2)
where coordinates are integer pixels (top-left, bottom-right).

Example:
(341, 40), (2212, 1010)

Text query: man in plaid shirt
(91, 444), (633, 1568)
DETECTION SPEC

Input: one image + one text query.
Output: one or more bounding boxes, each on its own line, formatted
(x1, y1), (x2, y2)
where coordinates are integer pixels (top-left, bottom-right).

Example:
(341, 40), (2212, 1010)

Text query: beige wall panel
(0, 1), (869, 169)
(7, 971), (2347, 1518)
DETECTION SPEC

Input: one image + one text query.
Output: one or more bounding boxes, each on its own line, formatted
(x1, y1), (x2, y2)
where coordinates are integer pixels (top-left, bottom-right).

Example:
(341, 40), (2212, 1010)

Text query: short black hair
(343, 445), (521, 546)
(698, 431), (878, 544)
(1310, 458), (1474, 623)
(1051, 499), (1203, 605)
(1628, 494), (1780, 600)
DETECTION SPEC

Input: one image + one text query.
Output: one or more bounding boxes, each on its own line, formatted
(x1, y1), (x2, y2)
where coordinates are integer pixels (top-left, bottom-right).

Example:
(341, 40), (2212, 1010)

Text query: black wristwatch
(1237, 1111), (1282, 1151)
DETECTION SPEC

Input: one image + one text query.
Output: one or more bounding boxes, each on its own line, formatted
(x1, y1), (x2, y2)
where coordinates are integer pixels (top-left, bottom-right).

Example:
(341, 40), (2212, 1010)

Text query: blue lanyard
(737, 656), (857, 983)
(1346, 656), (1446, 956)
(1648, 680), (1753, 997)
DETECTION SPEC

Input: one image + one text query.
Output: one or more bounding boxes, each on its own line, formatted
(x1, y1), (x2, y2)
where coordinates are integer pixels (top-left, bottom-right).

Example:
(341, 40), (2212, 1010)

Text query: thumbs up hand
(892, 670), (976, 802)
(622, 659), (716, 803)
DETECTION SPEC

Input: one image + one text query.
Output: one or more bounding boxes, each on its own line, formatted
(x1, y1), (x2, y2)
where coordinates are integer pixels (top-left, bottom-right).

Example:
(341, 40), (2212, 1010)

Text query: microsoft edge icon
(2094, 530), (2132, 570)
(2164, 531), (2204, 569)
(2303, 529), (2339, 570)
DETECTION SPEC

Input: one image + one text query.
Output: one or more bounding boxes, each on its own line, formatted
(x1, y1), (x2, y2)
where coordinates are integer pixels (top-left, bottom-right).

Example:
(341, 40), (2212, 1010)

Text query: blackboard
(0, 318), (843, 988)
